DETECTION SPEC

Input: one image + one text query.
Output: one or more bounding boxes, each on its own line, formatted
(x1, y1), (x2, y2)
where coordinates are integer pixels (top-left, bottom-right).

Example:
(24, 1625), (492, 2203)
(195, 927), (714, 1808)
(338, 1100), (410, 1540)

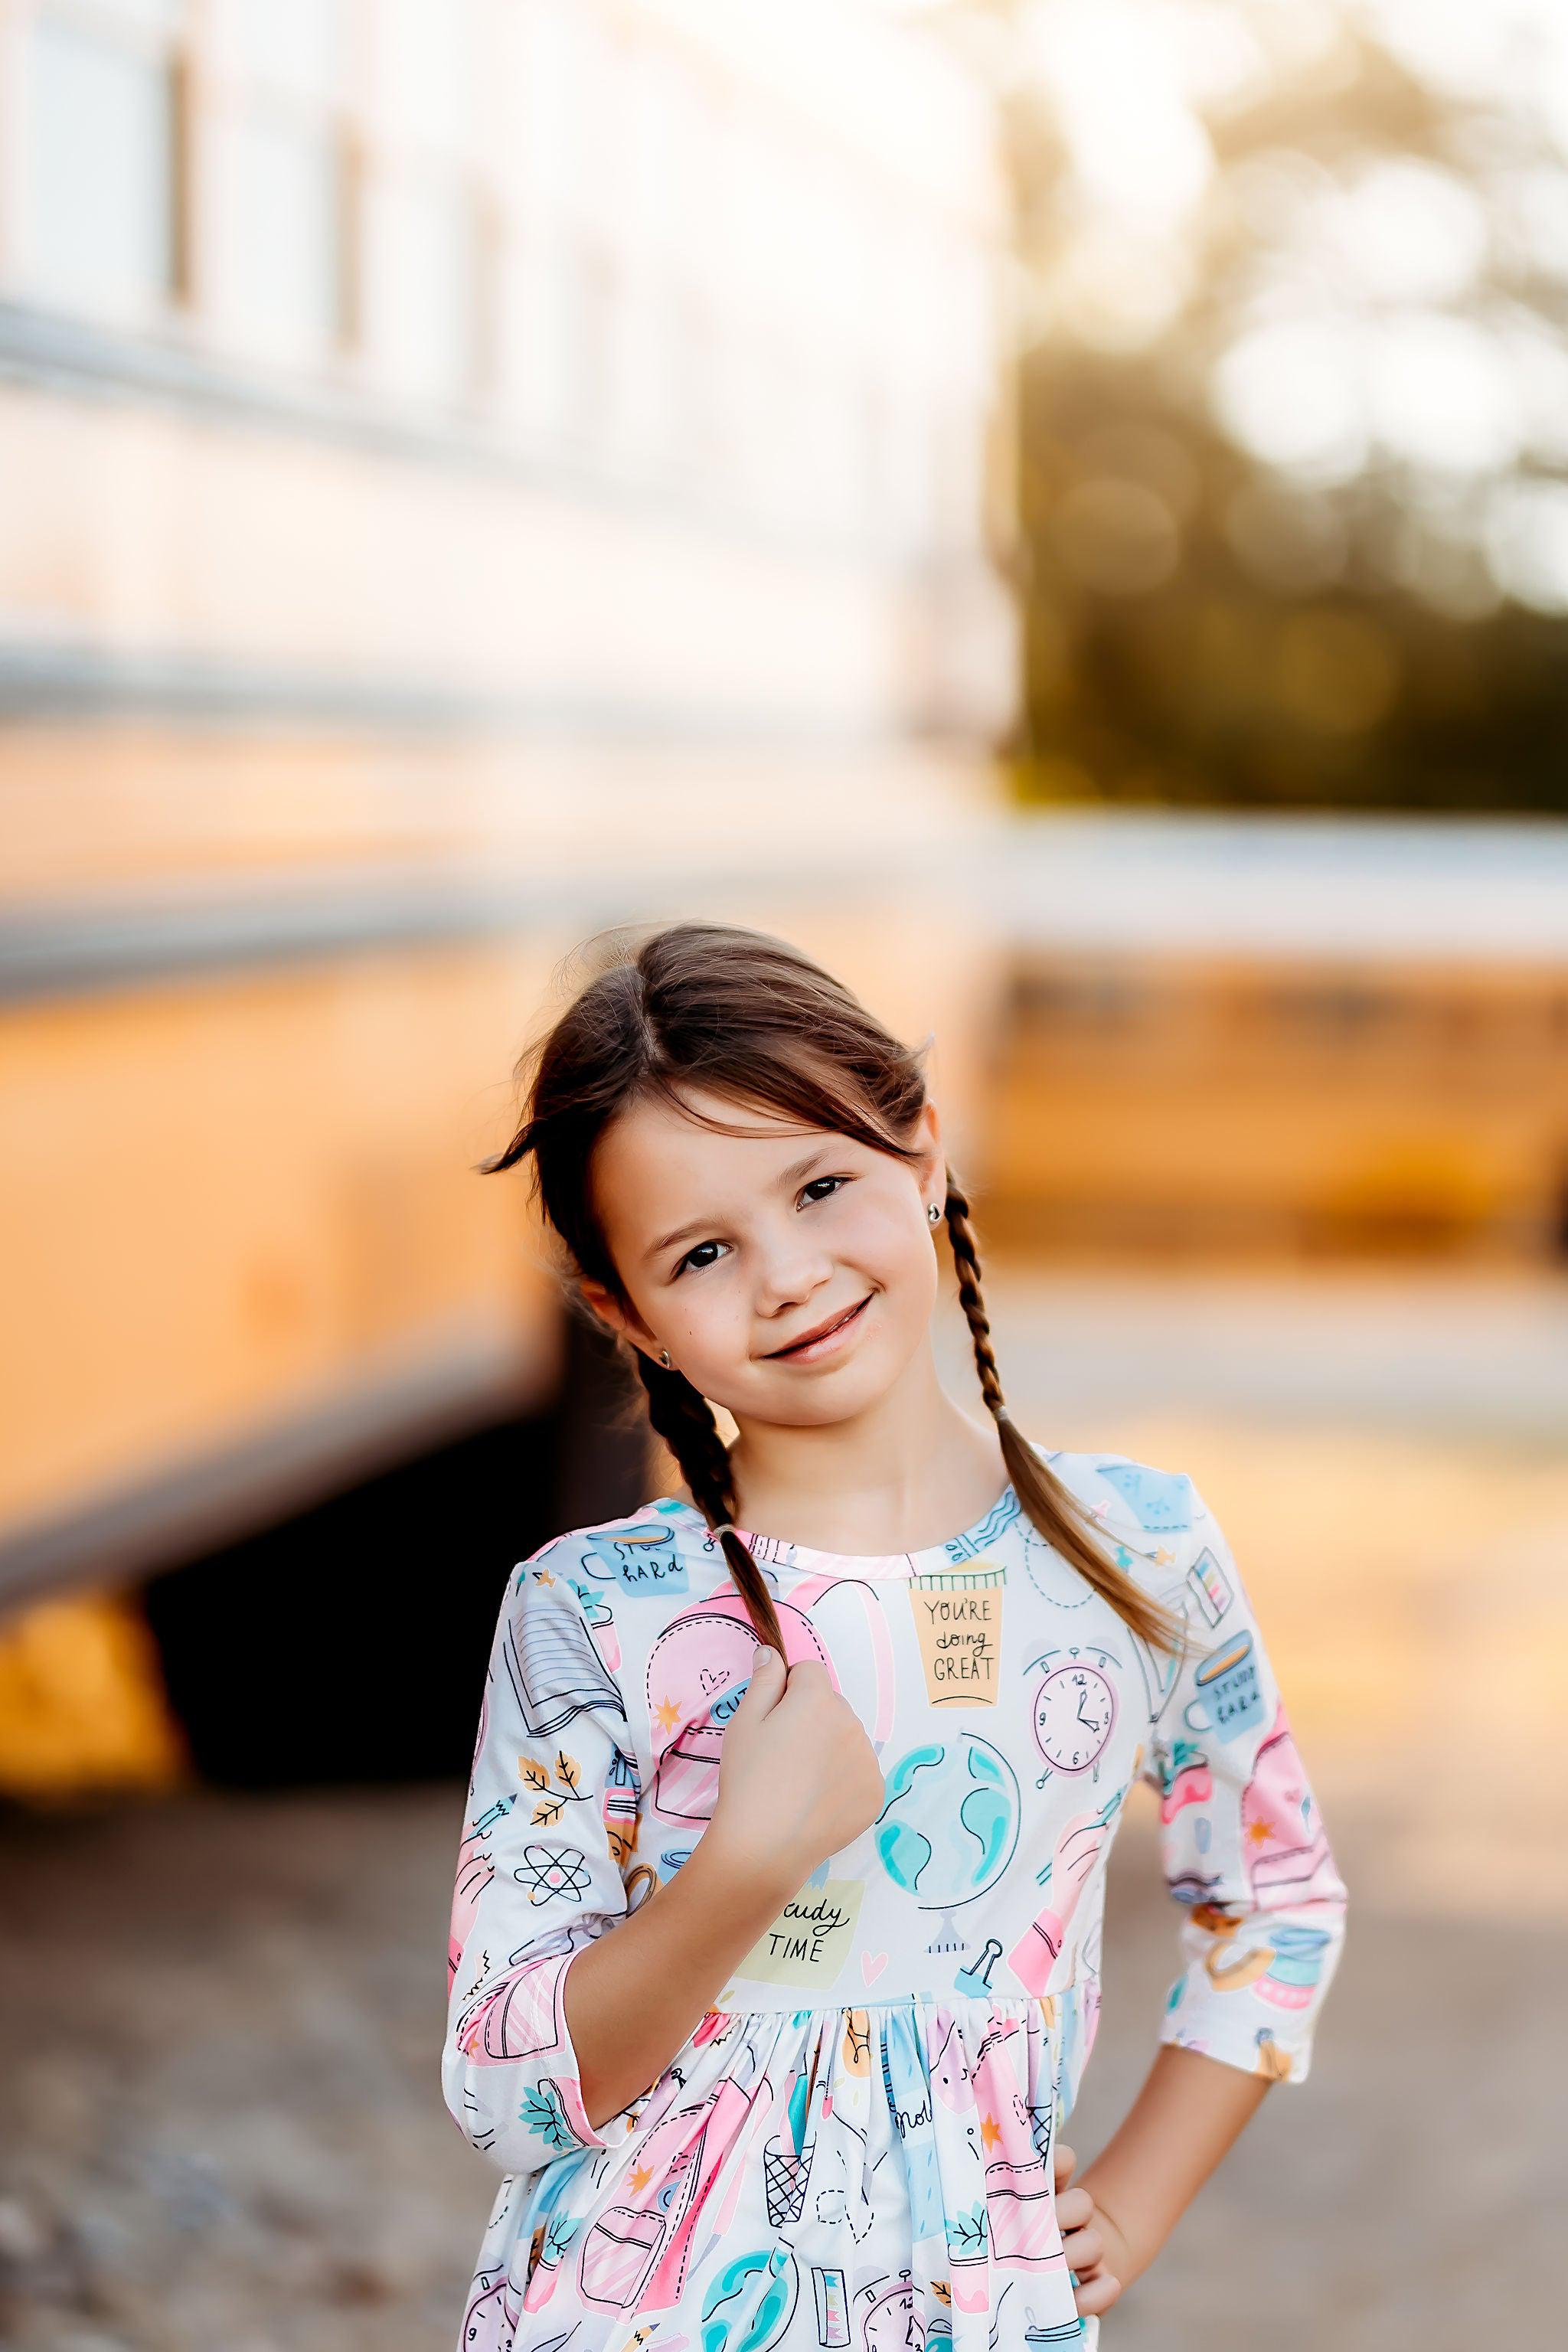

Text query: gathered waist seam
(713, 1978), (1086, 2019)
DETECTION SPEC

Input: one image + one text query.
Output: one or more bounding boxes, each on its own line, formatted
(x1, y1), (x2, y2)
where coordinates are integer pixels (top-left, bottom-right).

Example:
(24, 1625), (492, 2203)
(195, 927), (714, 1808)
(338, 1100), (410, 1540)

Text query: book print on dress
(506, 1576), (626, 1741)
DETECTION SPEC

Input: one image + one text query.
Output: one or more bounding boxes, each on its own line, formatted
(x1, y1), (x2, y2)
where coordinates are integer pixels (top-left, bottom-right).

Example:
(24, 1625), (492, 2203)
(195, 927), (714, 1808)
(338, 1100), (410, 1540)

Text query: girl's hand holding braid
(560, 1646), (884, 2136)
(707, 1647), (887, 1890)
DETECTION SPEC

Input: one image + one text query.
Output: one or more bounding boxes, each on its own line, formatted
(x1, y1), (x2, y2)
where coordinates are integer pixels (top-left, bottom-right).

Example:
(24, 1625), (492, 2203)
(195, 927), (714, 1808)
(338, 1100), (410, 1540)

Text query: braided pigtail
(632, 1351), (789, 1661)
(942, 1174), (1198, 1664)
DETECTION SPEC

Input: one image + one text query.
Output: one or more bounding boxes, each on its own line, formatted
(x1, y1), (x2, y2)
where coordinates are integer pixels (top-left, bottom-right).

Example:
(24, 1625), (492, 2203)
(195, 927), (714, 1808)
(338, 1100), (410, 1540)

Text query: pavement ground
(2, 1262), (1564, 2350)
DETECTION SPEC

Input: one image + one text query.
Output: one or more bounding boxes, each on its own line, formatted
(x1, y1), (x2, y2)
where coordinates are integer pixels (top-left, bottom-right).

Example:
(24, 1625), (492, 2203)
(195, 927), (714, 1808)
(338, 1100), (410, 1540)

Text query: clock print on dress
(1027, 1645), (1120, 1785)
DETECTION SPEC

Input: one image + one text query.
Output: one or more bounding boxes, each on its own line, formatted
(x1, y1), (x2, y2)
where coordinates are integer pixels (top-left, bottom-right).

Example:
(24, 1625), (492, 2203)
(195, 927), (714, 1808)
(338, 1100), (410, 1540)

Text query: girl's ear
(915, 1096), (946, 1207)
(579, 1278), (654, 1355)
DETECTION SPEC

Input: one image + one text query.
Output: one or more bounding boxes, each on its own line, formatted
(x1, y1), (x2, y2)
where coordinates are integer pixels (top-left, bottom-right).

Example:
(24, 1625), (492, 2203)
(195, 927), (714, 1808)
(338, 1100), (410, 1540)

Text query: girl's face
(579, 1086), (947, 1429)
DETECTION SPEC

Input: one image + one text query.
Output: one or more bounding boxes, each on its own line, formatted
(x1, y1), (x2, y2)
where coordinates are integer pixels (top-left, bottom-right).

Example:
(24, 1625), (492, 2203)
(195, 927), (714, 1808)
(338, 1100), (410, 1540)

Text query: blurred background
(0, 1), (1564, 2347)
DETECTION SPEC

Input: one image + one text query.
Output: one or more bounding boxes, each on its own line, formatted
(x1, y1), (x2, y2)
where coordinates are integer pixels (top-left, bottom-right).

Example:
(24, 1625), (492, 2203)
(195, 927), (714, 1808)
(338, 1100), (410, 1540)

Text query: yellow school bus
(0, 0), (1016, 1689)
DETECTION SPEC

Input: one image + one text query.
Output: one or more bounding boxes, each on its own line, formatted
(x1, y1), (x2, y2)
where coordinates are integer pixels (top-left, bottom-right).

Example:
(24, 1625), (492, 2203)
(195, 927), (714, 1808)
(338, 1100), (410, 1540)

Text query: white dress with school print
(443, 1445), (1349, 2352)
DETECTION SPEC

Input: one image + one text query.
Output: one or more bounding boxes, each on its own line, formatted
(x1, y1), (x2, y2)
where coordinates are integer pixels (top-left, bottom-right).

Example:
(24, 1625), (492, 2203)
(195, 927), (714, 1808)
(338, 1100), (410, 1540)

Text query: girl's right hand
(710, 1648), (886, 1889)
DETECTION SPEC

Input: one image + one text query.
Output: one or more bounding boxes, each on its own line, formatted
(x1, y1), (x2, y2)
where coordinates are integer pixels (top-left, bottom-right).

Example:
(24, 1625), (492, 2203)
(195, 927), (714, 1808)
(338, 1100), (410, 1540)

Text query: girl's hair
(483, 919), (1195, 1668)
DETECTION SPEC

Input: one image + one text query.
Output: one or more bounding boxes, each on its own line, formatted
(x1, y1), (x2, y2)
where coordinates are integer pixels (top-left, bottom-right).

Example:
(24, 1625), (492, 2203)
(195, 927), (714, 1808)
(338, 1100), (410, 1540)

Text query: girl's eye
(673, 1240), (727, 1278)
(670, 1177), (849, 1278)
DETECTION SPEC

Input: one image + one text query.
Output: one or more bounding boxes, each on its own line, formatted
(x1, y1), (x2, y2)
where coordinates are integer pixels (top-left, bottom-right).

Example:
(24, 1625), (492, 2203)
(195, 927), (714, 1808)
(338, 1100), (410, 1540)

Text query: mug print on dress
(443, 1447), (1349, 2352)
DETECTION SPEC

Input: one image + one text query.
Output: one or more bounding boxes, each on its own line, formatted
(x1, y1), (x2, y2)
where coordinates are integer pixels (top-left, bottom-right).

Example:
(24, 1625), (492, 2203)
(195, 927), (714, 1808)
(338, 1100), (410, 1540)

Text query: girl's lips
(763, 1292), (874, 1362)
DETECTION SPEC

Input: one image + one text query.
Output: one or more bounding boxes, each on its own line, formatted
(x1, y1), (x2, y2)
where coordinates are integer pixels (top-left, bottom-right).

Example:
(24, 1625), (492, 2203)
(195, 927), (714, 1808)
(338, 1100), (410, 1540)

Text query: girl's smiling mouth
(762, 1291), (874, 1361)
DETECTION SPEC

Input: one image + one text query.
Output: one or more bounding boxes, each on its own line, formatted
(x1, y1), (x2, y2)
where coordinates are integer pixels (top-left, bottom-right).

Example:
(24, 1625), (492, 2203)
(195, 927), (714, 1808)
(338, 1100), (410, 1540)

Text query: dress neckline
(658, 1481), (1020, 1580)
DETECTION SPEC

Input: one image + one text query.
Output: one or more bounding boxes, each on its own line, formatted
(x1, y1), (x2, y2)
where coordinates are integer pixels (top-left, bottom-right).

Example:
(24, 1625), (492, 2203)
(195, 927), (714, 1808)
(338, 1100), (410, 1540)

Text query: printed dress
(443, 1446), (1349, 2352)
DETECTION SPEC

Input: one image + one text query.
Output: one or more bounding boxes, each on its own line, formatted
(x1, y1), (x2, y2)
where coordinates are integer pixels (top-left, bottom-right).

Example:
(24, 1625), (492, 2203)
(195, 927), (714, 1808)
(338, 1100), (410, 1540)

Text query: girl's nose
(753, 1245), (835, 1318)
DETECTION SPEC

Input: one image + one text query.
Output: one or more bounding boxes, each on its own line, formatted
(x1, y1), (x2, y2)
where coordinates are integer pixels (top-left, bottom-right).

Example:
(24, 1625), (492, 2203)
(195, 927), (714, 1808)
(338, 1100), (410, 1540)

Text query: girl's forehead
(600, 1090), (847, 1183)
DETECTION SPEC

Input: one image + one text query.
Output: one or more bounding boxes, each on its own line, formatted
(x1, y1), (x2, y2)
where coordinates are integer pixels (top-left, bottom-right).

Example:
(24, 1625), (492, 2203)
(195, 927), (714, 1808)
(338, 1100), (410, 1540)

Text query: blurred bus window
(363, 0), (485, 409)
(370, 175), (482, 407)
(209, 0), (347, 372)
(25, 0), (188, 322)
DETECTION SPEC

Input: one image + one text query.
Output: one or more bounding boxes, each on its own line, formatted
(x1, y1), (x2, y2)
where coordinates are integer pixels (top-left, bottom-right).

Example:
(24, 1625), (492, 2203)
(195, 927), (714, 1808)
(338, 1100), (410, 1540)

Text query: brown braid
(943, 1176), (1005, 1421)
(481, 918), (1201, 1664)
(942, 1175), (1197, 1661)
(632, 1352), (788, 1658)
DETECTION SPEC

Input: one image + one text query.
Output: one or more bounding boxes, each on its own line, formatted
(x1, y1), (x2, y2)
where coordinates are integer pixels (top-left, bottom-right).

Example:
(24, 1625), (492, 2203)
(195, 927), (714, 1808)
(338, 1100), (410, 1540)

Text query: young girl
(443, 920), (1349, 2351)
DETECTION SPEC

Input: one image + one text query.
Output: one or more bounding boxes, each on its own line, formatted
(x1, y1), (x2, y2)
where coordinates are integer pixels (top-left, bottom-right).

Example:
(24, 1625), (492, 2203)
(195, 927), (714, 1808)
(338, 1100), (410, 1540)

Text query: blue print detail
(1094, 1462), (1195, 1531)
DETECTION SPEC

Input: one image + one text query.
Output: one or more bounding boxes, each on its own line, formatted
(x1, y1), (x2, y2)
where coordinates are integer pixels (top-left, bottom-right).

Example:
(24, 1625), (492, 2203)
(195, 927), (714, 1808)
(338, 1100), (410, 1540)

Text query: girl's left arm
(1073, 1472), (1350, 2292)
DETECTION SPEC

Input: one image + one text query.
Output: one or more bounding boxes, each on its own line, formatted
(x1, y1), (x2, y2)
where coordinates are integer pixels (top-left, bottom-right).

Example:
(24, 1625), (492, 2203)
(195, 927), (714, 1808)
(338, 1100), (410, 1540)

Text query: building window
(209, 0), (348, 371)
(24, 0), (188, 322)
(373, 175), (482, 408)
(364, 0), (485, 410)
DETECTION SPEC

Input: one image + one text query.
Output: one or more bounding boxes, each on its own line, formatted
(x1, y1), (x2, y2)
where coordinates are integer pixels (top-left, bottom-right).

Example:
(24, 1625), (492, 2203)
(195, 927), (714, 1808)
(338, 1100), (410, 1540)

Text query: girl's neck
(723, 1353), (1008, 1559)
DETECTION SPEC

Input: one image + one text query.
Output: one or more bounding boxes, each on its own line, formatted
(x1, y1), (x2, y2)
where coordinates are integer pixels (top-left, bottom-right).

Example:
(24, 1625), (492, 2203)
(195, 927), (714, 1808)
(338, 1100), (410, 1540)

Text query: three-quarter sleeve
(443, 1538), (645, 2179)
(1137, 1475), (1348, 2086)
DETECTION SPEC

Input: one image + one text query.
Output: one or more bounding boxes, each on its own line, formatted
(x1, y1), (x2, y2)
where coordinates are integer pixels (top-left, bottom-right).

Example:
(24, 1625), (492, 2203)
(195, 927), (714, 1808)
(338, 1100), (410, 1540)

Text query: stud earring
(658, 1348), (671, 1368)
(927, 1202), (942, 1226)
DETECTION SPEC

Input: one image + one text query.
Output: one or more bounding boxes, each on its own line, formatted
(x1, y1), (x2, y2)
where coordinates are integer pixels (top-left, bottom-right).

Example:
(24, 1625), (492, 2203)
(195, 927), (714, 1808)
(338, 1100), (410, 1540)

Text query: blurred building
(0, 0), (1018, 1628)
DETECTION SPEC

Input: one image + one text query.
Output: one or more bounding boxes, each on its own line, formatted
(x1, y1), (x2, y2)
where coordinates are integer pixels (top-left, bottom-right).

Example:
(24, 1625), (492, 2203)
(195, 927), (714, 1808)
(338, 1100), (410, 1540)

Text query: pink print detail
(458, 1944), (570, 2067)
(929, 2008), (972, 2110)
(972, 2029), (1067, 2274)
(448, 1824), (495, 1988)
(574, 2069), (766, 2314)
(1243, 1700), (1338, 1903)
(460, 2270), (516, 2350)
(647, 1592), (831, 1825)
(1007, 1808), (1112, 1995)
(1161, 1757), (1213, 1822)
(1255, 1974), (1316, 2011)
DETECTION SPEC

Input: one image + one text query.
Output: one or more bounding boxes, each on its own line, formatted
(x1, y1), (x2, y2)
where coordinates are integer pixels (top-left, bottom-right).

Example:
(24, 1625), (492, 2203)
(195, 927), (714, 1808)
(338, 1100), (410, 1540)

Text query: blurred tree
(926, 0), (1568, 812)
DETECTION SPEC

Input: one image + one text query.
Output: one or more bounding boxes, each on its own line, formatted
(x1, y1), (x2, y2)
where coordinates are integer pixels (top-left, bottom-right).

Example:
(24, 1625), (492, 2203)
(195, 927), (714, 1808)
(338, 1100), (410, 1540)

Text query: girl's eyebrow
(642, 1147), (832, 1265)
